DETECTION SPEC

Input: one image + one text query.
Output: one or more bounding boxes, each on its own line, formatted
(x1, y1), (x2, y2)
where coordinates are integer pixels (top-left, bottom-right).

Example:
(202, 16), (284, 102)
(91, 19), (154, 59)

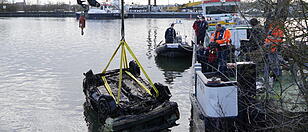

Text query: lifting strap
(125, 71), (152, 96)
(101, 40), (159, 104)
(101, 76), (116, 100)
(123, 41), (159, 96)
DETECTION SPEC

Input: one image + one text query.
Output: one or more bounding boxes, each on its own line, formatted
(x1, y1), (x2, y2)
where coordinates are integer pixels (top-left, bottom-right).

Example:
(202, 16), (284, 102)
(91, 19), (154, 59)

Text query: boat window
(206, 5), (237, 14)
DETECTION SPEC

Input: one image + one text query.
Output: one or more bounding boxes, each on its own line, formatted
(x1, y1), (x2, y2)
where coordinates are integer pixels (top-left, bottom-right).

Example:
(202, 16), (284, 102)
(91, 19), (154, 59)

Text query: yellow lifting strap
(101, 40), (159, 104)
(101, 76), (116, 100)
(102, 41), (122, 74)
(116, 44), (125, 104)
(123, 47), (128, 69)
(125, 71), (152, 96)
(123, 41), (159, 97)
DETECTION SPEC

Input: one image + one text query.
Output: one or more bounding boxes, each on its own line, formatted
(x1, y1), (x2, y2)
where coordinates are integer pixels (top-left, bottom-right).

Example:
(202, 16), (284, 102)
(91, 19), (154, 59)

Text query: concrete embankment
(127, 12), (201, 18)
(0, 12), (75, 17)
(1, 11), (202, 19)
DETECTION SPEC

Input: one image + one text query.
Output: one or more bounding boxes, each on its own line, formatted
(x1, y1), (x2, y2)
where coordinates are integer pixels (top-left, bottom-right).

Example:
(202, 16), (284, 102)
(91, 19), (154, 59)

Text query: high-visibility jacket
(265, 26), (284, 52)
(210, 28), (232, 45)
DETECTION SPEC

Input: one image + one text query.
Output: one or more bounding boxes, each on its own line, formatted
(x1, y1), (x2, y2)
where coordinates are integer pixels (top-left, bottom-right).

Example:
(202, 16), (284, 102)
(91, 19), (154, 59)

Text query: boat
(155, 41), (193, 57)
(189, 0), (265, 131)
(155, 22), (193, 57)
(199, 0), (250, 50)
(76, 8), (121, 19)
(76, 0), (121, 19)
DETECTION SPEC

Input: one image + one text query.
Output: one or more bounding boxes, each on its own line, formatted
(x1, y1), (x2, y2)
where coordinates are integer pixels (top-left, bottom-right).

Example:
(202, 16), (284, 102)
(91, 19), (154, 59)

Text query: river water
(0, 17), (195, 131)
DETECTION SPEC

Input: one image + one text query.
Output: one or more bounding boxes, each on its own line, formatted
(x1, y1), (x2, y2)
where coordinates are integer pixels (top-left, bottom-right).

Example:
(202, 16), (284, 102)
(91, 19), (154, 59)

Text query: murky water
(0, 17), (195, 131)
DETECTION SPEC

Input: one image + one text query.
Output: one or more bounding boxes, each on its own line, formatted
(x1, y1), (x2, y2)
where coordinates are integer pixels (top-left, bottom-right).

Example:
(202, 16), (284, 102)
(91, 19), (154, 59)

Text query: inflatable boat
(155, 42), (193, 57)
(155, 34), (192, 57)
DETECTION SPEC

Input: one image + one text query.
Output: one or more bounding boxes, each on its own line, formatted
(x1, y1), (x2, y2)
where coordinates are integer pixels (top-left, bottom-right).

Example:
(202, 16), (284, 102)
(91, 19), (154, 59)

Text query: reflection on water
(154, 56), (192, 84)
(146, 19), (159, 59)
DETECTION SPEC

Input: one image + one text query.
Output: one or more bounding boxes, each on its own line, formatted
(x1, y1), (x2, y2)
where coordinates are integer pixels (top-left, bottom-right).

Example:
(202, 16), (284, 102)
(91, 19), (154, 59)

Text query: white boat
(200, 0), (250, 49)
(76, 1), (122, 19)
(190, 0), (260, 131)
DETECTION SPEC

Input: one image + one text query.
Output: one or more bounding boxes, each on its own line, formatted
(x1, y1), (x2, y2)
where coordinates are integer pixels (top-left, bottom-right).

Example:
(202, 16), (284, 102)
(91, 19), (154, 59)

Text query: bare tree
(236, 0), (308, 131)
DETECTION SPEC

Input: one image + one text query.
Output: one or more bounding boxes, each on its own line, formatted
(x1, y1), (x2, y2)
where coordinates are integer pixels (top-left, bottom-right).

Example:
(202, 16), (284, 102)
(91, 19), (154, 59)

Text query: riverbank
(0, 12), (75, 17)
(0, 11), (202, 19)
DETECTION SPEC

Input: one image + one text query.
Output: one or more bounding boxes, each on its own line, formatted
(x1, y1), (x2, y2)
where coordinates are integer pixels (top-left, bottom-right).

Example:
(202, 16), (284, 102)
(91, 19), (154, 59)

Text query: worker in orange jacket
(210, 24), (232, 45)
(264, 22), (284, 81)
(210, 24), (232, 74)
(265, 24), (284, 52)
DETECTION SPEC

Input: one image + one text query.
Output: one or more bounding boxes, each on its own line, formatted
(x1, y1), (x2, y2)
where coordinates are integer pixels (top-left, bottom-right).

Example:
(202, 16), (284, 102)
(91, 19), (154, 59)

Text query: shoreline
(0, 11), (202, 19)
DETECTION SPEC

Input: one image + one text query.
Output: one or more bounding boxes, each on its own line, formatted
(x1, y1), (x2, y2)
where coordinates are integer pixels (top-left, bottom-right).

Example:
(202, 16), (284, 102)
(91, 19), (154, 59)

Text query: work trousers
(264, 52), (282, 82)
(197, 34), (205, 45)
(217, 48), (229, 75)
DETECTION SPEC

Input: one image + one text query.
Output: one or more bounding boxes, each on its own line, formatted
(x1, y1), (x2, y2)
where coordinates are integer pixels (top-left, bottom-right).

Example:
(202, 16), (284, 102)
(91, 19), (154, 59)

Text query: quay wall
(0, 12), (202, 19)
(0, 12), (75, 17)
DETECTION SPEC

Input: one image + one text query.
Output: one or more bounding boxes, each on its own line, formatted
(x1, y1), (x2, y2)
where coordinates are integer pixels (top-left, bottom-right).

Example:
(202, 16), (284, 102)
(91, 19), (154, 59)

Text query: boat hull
(155, 43), (193, 57)
(76, 12), (121, 19)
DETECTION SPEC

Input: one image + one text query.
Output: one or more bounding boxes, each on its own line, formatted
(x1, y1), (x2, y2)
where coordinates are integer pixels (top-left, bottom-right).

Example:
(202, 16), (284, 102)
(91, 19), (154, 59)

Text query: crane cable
(121, 0), (125, 40)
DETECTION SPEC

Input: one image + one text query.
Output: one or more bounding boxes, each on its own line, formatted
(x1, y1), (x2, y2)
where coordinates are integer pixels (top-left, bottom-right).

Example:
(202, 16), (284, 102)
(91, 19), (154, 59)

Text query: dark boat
(155, 36), (193, 57)
(82, 61), (180, 131)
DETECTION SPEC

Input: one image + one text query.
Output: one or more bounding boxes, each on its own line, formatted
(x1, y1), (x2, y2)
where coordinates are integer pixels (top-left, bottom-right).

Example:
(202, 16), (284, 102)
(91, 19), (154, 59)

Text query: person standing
(165, 23), (176, 43)
(193, 17), (201, 43)
(263, 21), (284, 81)
(249, 18), (266, 50)
(197, 16), (209, 45)
(210, 24), (232, 74)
